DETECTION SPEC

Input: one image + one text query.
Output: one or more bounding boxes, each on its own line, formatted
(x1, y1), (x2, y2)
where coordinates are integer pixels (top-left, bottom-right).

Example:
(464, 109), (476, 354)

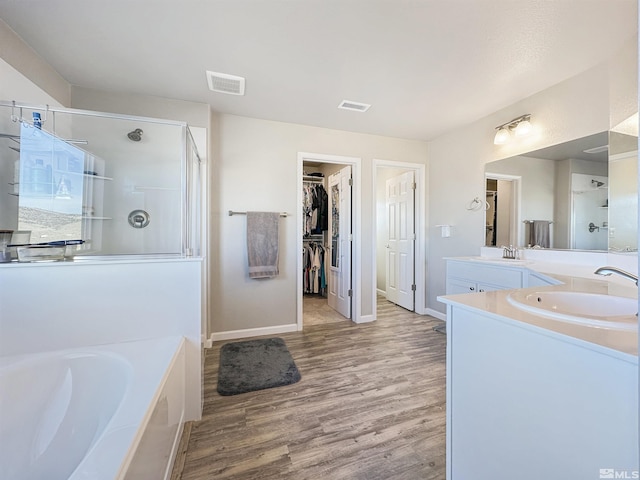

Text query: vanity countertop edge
(440, 256), (638, 359)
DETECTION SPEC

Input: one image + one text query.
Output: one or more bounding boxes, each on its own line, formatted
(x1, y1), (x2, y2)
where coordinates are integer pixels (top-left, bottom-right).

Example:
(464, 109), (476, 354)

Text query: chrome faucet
(501, 245), (519, 260)
(594, 266), (639, 286)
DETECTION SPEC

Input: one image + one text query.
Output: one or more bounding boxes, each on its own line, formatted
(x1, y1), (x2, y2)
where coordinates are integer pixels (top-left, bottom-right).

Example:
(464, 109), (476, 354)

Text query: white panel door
(385, 171), (415, 311)
(327, 165), (352, 319)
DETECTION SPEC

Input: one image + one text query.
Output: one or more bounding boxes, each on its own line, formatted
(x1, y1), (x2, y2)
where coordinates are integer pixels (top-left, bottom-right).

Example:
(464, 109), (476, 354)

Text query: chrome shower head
(127, 128), (143, 142)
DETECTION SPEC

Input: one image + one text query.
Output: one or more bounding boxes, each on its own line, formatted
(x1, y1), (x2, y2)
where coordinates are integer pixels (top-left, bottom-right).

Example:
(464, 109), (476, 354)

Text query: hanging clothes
(303, 181), (328, 237)
(312, 184), (328, 234)
(302, 242), (326, 296)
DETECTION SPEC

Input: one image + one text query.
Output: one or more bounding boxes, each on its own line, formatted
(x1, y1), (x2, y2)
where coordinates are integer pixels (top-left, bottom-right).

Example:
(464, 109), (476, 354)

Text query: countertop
(439, 256), (638, 359)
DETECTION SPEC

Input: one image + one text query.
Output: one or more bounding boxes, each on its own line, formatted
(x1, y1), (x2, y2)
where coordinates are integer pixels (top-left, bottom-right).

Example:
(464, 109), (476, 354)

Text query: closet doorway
(484, 173), (521, 247)
(374, 160), (426, 315)
(297, 153), (361, 328)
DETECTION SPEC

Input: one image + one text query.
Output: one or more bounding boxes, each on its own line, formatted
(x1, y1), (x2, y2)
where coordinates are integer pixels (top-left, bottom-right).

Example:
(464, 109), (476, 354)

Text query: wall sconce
(493, 114), (532, 144)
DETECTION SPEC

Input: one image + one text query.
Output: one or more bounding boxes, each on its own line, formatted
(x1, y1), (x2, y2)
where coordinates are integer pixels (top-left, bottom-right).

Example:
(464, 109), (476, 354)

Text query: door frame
(373, 159), (427, 315)
(297, 152), (362, 330)
(484, 172), (522, 247)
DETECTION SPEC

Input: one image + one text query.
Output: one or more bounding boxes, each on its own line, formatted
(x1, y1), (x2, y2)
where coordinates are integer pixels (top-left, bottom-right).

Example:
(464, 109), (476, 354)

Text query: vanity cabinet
(446, 259), (559, 294)
(446, 259), (524, 294)
(442, 302), (638, 480)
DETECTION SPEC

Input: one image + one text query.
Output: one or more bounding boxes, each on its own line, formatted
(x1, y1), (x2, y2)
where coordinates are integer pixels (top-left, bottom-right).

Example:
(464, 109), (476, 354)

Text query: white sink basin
(506, 290), (638, 330)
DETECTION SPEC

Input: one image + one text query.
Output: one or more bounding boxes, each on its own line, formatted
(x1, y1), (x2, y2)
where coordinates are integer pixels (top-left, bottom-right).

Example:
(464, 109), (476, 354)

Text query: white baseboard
(353, 314), (375, 324)
(426, 308), (446, 321)
(209, 324), (298, 344)
(376, 288), (386, 296)
(414, 304), (429, 315)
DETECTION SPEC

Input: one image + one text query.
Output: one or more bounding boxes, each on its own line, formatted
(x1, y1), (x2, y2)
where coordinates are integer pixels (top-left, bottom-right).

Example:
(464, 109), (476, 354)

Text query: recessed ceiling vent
(583, 145), (609, 154)
(206, 71), (245, 96)
(338, 100), (371, 112)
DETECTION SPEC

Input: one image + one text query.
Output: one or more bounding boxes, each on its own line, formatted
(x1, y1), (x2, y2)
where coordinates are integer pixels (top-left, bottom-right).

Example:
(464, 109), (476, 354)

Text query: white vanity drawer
(447, 278), (478, 295)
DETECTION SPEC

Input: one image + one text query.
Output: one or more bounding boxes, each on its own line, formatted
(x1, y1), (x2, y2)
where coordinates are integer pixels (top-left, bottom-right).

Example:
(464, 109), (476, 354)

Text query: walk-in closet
(302, 161), (349, 325)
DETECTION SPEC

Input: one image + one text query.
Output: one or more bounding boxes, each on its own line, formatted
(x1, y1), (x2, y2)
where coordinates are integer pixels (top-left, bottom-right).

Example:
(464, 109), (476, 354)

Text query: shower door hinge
(348, 289), (353, 297)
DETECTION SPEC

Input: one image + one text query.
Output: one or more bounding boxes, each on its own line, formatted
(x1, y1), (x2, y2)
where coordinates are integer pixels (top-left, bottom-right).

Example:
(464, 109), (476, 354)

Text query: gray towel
(246, 212), (280, 279)
(530, 220), (550, 248)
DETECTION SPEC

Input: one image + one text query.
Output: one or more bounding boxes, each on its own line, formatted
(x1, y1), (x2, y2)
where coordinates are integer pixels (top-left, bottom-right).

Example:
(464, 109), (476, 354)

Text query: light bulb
(493, 127), (511, 145)
(514, 119), (532, 137)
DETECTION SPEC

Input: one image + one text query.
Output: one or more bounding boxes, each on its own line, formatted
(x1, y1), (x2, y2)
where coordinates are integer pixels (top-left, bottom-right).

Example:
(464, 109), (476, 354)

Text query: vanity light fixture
(493, 127), (511, 145)
(494, 114), (533, 144)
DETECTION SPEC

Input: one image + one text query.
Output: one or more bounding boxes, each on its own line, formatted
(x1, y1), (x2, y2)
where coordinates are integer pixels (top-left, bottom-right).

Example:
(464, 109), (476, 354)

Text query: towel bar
(228, 210), (289, 217)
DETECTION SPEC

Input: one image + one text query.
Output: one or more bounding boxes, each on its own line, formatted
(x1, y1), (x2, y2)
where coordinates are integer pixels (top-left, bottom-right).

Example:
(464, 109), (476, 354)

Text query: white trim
(209, 324), (298, 343)
(485, 172), (522, 248)
(352, 314), (375, 324)
(298, 152), (363, 329)
(426, 308), (447, 321)
(609, 150), (638, 162)
(376, 288), (386, 296)
(372, 159), (428, 316)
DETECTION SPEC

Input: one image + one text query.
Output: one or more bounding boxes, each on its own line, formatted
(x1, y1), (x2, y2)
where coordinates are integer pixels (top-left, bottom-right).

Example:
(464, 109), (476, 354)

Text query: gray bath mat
(217, 337), (301, 396)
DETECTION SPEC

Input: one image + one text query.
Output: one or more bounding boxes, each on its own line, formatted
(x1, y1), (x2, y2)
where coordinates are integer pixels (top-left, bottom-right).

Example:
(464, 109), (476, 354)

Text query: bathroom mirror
(484, 131), (614, 251)
(608, 114), (638, 252)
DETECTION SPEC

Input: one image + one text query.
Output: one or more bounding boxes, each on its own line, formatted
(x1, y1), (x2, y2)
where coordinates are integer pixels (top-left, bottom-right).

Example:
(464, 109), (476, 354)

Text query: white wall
(70, 87), (210, 128)
(212, 114), (427, 334)
(609, 151), (639, 251)
(0, 259), (203, 420)
(428, 38), (635, 314)
(0, 19), (70, 106)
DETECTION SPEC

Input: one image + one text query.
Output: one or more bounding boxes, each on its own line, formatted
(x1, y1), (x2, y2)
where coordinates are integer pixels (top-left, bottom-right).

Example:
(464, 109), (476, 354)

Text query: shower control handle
(128, 209), (150, 229)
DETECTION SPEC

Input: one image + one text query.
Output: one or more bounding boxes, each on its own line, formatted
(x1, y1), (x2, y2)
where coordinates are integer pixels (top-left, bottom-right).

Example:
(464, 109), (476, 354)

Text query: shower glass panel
(0, 102), (202, 258)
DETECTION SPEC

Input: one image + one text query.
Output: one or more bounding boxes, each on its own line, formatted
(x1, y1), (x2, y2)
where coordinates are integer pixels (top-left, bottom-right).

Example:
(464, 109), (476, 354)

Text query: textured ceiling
(0, 0), (636, 141)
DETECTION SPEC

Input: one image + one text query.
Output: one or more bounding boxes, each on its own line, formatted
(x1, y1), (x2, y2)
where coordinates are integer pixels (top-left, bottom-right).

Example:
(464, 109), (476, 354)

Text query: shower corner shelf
(83, 173), (112, 181)
(133, 185), (178, 191)
(63, 171), (112, 181)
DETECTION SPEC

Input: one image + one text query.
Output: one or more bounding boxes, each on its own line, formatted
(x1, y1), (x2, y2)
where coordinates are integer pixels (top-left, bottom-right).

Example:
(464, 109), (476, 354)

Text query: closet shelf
(303, 175), (325, 183)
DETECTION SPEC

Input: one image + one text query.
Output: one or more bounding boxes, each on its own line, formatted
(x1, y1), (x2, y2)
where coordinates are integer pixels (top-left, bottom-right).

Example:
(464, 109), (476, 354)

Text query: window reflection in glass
(18, 123), (85, 242)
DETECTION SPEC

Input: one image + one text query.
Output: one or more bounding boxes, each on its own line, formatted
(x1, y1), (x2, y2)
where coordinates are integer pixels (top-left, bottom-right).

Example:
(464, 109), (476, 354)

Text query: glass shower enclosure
(0, 101), (202, 258)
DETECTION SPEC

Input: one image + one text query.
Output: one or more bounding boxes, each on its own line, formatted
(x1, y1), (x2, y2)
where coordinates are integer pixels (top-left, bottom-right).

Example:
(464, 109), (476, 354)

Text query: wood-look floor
(172, 297), (447, 480)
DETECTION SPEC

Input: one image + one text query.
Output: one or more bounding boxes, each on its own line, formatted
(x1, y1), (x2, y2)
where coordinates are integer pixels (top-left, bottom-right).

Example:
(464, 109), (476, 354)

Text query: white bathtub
(0, 337), (186, 480)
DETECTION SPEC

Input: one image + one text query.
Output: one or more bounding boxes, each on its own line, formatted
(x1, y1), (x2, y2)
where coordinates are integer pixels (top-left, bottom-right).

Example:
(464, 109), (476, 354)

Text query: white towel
(246, 212), (280, 279)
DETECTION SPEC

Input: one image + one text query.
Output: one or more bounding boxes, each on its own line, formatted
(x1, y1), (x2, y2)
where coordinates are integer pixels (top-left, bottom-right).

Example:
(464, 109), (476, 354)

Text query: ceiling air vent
(338, 100), (371, 112)
(206, 71), (245, 96)
(583, 145), (608, 154)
